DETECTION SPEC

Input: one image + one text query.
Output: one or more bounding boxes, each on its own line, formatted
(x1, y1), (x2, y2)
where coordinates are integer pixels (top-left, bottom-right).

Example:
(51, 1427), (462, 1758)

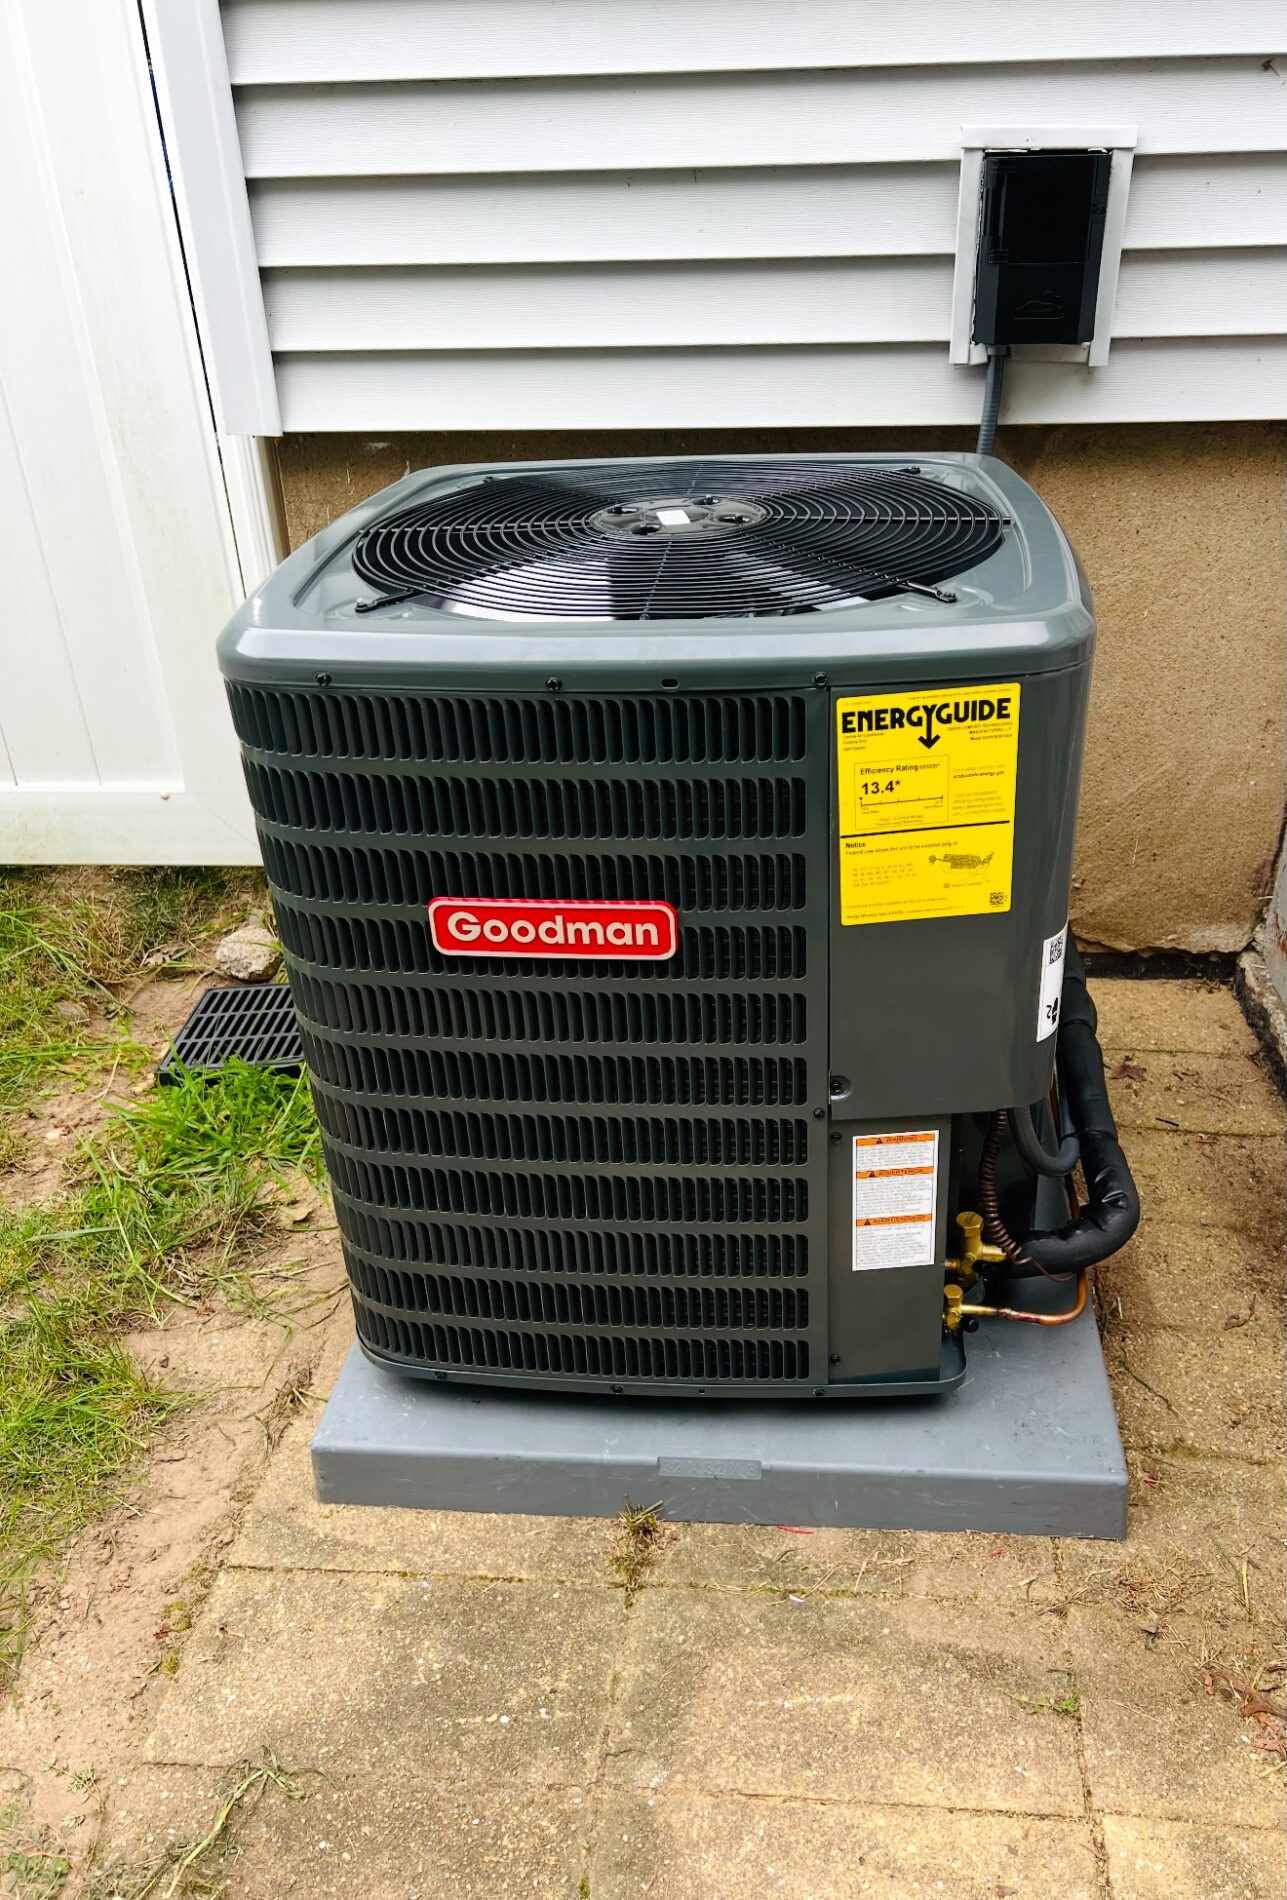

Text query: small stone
(214, 923), (281, 982)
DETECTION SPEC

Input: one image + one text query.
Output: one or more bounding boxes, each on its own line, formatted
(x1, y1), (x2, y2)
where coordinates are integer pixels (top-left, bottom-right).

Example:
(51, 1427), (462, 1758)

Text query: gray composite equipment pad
(312, 1283), (1128, 1541)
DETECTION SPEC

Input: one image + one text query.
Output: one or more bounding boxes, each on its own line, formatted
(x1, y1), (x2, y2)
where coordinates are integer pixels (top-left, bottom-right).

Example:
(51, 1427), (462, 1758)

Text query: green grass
(1, 1062), (322, 1312)
(0, 866), (265, 1128)
(0, 1807), (70, 1900)
(1, 1060), (322, 1681)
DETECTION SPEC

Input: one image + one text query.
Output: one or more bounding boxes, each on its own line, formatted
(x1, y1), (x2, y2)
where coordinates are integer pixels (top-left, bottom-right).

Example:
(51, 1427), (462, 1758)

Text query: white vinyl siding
(262, 253), (1287, 352)
(250, 157), (1287, 269)
(270, 338), (1281, 432)
(220, 1), (1287, 82)
(216, 2), (1287, 429)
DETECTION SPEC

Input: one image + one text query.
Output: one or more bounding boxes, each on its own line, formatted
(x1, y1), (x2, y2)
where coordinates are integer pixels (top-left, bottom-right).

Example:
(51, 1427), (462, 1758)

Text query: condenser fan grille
(351, 459), (1006, 620)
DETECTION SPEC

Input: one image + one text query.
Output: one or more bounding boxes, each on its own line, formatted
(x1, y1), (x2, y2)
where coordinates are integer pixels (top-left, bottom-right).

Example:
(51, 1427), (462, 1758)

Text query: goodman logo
(427, 897), (679, 960)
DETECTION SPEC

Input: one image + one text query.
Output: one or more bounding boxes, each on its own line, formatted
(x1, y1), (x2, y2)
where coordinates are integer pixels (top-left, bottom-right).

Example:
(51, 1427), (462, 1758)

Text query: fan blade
(603, 539), (672, 620)
(633, 540), (845, 617)
(437, 527), (612, 609)
(709, 525), (894, 601)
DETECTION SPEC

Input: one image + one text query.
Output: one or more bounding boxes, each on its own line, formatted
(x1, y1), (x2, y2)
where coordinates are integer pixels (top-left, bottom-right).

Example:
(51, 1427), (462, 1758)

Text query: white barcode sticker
(852, 1130), (939, 1271)
(654, 507), (691, 526)
(1037, 925), (1068, 1042)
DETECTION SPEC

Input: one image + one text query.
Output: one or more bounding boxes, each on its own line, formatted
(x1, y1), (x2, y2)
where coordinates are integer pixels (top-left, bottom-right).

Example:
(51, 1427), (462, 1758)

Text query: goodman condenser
(220, 454), (1138, 1401)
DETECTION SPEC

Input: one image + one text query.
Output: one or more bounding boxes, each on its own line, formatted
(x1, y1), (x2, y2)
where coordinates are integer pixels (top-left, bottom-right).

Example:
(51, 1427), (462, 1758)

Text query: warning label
(836, 684), (1020, 925)
(852, 1130), (939, 1272)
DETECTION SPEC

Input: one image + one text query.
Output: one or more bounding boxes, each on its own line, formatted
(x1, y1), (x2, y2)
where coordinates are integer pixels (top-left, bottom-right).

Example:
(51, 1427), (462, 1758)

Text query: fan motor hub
(589, 496), (769, 539)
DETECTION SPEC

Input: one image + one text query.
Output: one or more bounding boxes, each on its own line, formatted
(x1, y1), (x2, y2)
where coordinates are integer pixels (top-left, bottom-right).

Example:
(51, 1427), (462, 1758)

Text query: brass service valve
(945, 1209), (1007, 1287)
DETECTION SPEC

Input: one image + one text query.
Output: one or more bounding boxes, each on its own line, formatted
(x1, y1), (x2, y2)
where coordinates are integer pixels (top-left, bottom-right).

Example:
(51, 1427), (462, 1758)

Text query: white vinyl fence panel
(0, 0), (258, 862)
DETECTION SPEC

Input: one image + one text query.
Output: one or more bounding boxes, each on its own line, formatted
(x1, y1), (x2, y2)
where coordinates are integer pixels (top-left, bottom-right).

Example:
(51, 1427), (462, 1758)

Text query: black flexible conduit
(976, 347), (1008, 456)
(1010, 1099), (1080, 1177)
(981, 939), (1141, 1278)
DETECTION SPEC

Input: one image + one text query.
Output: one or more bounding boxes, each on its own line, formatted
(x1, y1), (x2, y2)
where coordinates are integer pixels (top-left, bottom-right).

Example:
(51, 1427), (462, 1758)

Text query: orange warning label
(851, 1130), (939, 1271)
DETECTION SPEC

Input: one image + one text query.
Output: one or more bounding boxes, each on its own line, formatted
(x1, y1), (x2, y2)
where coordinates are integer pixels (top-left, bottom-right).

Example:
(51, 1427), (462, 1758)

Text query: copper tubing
(959, 1273), (1088, 1328)
(1055, 1078), (1081, 1222)
(978, 1108), (1077, 1282)
(978, 1109), (1040, 1271)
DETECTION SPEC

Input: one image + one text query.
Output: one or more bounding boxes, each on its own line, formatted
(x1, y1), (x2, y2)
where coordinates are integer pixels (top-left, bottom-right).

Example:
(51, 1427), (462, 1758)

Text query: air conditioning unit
(220, 454), (1137, 1401)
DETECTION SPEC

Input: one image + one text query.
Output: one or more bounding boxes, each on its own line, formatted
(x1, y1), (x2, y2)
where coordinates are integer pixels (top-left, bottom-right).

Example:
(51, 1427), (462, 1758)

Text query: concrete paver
(657, 1522), (917, 1598)
(902, 1530), (1065, 1607)
(1101, 1816), (1287, 1900)
(1068, 1609), (1284, 1829)
(1057, 1454), (1284, 1629)
(590, 1791), (1101, 1899)
(1122, 1128), (1284, 1240)
(1093, 978), (1254, 1057)
(1104, 1049), (1285, 1138)
(109, 1764), (591, 1900)
(1105, 1322), (1284, 1464)
(606, 1589), (1085, 1815)
(233, 1407), (611, 1583)
(659, 1521), (1064, 1610)
(1097, 1222), (1285, 1331)
(146, 1568), (624, 1785)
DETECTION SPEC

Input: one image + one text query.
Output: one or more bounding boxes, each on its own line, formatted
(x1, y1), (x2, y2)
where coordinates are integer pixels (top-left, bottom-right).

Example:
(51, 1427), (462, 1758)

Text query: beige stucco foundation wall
(275, 422), (1286, 956)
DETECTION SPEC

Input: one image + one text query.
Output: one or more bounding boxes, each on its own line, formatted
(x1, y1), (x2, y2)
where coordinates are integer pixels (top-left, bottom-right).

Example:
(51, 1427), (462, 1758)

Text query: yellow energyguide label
(836, 683), (1021, 926)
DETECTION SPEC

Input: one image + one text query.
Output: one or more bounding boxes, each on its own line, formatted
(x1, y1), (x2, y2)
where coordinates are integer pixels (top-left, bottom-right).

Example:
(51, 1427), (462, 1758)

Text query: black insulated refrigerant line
(981, 940), (1141, 1277)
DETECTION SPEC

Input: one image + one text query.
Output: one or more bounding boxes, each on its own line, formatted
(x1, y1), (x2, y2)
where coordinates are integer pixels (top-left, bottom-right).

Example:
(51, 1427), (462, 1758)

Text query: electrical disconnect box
(972, 150), (1112, 348)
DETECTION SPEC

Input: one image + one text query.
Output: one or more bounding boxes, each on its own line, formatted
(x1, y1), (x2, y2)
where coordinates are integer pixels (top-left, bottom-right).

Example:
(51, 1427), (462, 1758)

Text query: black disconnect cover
(973, 151), (1111, 348)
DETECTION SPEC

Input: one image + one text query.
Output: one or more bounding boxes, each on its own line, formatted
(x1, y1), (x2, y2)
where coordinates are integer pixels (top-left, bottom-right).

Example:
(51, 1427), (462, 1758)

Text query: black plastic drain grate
(158, 982), (302, 1083)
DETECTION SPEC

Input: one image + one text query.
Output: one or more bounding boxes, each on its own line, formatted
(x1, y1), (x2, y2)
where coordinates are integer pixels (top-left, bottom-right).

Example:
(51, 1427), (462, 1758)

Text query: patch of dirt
(0, 1089), (108, 1211)
(0, 1230), (346, 1851)
(1201, 1658), (1287, 1762)
(121, 967), (215, 1052)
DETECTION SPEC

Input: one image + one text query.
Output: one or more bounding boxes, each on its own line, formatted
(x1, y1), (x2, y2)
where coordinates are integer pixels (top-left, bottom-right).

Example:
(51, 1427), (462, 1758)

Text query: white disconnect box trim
(950, 125), (1138, 368)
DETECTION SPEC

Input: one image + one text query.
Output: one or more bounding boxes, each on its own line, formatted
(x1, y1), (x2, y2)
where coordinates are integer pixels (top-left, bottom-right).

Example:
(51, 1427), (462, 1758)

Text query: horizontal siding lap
(248, 156), (1287, 267)
(261, 251), (1287, 351)
(221, 0), (1287, 83)
(248, 164), (958, 267)
(273, 338), (1287, 429)
(232, 62), (1287, 176)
